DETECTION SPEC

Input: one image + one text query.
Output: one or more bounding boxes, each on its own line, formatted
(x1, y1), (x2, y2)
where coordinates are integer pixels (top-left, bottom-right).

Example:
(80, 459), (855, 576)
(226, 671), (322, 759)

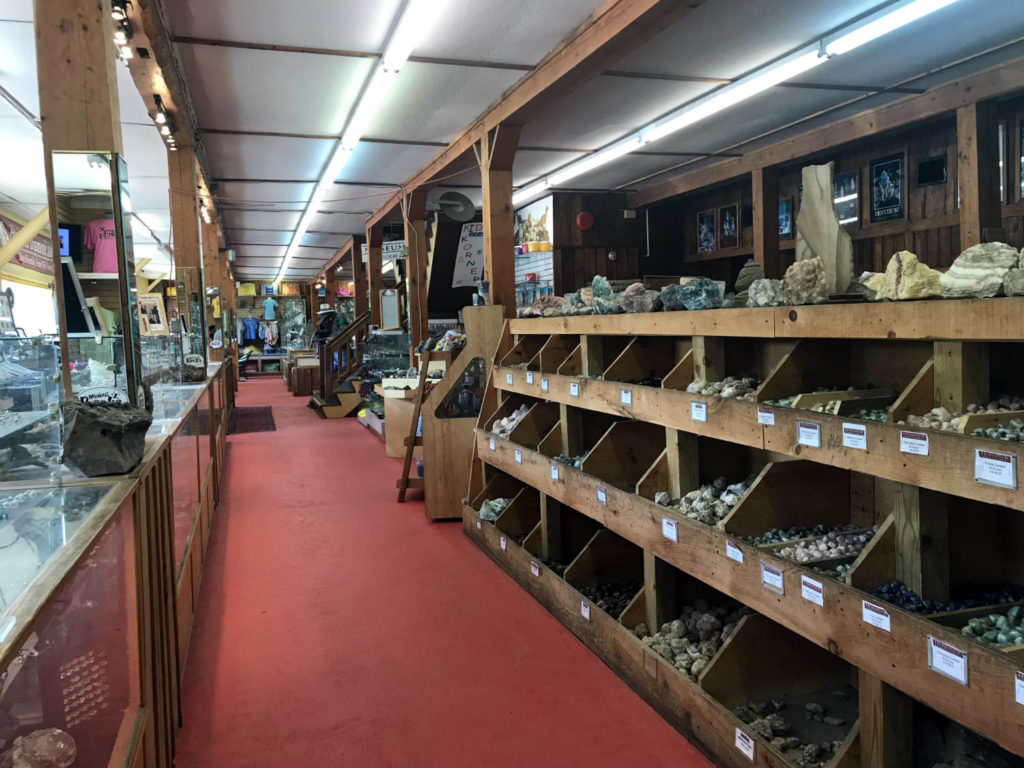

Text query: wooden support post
(324, 268), (336, 305)
(475, 124), (520, 317)
(167, 146), (201, 271)
(366, 224), (383, 326)
(665, 428), (699, 498)
(540, 494), (563, 563)
(933, 341), (989, 413)
(581, 335), (605, 377)
(691, 336), (725, 382)
(644, 551), (678, 634)
(404, 190), (429, 347)
(0, 207), (49, 268)
(752, 167), (782, 278)
(956, 100), (1002, 249)
(892, 483), (949, 602)
(859, 670), (913, 768)
(560, 404), (584, 458)
(352, 234), (368, 318)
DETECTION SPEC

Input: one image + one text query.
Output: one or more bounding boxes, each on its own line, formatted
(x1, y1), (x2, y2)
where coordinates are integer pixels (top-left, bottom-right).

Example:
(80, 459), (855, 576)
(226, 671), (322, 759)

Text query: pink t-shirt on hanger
(84, 218), (118, 273)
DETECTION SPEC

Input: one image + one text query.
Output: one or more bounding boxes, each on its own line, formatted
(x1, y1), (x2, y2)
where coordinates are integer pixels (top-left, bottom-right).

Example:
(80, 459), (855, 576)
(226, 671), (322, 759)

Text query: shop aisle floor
(174, 376), (714, 768)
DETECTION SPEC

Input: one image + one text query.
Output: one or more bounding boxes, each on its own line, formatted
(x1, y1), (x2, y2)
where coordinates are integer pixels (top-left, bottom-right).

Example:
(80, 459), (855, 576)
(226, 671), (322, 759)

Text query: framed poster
(778, 199), (793, 237)
(138, 294), (168, 335)
(697, 209), (715, 253)
(870, 153), (904, 222)
(718, 205), (738, 248)
(833, 172), (859, 227)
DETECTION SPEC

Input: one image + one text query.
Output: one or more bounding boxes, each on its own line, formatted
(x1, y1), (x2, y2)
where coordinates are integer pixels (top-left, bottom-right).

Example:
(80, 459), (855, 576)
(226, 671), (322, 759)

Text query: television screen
(58, 222), (83, 262)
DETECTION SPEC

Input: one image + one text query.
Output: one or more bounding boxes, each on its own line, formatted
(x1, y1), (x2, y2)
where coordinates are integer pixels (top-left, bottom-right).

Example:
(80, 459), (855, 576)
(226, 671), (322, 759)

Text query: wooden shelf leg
(643, 551), (678, 634)
(692, 336), (725, 382)
(581, 335), (605, 378)
(933, 341), (989, 414)
(893, 482), (950, 602)
(665, 428), (699, 499)
(560, 404), (584, 457)
(859, 670), (913, 768)
(540, 494), (563, 563)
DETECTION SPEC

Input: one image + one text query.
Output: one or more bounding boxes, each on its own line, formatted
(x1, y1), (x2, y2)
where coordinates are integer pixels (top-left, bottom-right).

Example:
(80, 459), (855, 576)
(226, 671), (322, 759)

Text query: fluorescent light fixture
(382, 260), (395, 275)
(549, 137), (643, 186)
(155, 111), (166, 125)
(382, 0), (438, 72)
(512, 179), (551, 207)
(834, 193), (857, 204)
(342, 67), (398, 149)
(322, 144), (353, 184)
(825, 0), (958, 56)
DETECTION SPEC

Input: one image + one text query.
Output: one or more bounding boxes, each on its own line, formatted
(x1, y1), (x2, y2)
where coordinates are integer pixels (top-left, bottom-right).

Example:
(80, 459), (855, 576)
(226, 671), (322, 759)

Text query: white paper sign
(452, 222), (484, 287)
(691, 400), (708, 423)
(1015, 671), (1024, 705)
(540, 377), (549, 393)
(500, 536), (507, 551)
(726, 540), (744, 563)
(570, 381), (580, 397)
(928, 636), (968, 686)
(550, 464), (559, 481)
(596, 486), (607, 506)
(489, 438), (496, 451)
(531, 561), (540, 577)
(801, 575), (824, 606)
(514, 449), (522, 464)
(580, 600), (591, 621)
(760, 562), (784, 594)
(662, 517), (678, 543)
(476, 519), (482, 530)
(735, 728), (755, 760)
(842, 423), (867, 450)
(797, 420), (821, 448)
(862, 601), (892, 632)
(506, 372), (514, 386)
(620, 388), (633, 407)
(975, 449), (1017, 489)
(526, 371), (534, 385)
(900, 430), (929, 456)
(757, 405), (775, 425)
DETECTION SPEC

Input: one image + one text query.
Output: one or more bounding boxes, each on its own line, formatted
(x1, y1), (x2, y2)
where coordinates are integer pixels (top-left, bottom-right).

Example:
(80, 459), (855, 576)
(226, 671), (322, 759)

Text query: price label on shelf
(735, 728), (755, 761)
(842, 423), (867, 451)
(514, 449), (523, 464)
(540, 377), (549, 393)
(580, 600), (591, 621)
(899, 430), (929, 456)
(526, 371), (534, 385)
(550, 464), (559, 481)
(800, 575), (824, 606)
(1016, 671), (1024, 705)
(476, 519), (482, 530)
(620, 388), (633, 407)
(662, 517), (678, 543)
(506, 372), (514, 386)
(500, 536), (507, 551)
(975, 449), (1017, 490)
(489, 438), (496, 451)
(725, 540), (744, 563)
(757, 405), (775, 426)
(862, 600), (891, 632)
(570, 381), (580, 397)
(531, 561), (540, 577)
(797, 420), (821, 448)
(691, 400), (708, 423)
(760, 561), (784, 595)
(927, 636), (968, 686)
(595, 486), (607, 506)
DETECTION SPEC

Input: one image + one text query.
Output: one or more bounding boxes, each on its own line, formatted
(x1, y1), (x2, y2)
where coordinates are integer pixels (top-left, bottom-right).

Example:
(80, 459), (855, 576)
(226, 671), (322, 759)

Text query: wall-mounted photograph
(778, 199), (793, 238)
(833, 172), (859, 227)
(697, 209), (716, 252)
(870, 154), (904, 222)
(718, 205), (737, 248)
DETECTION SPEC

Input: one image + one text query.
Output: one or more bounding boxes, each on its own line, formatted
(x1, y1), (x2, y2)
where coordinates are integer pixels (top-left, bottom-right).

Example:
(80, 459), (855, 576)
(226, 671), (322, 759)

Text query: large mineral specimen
(940, 242), (1020, 298)
(747, 278), (784, 307)
(591, 275), (612, 298)
(783, 257), (829, 305)
(620, 282), (654, 313)
(794, 164), (855, 294)
(62, 400), (153, 477)
(1003, 268), (1024, 297)
(660, 284), (687, 311)
(874, 251), (942, 300)
(677, 278), (723, 310)
(11, 728), (76, 768)
(593, 293), (624, 314)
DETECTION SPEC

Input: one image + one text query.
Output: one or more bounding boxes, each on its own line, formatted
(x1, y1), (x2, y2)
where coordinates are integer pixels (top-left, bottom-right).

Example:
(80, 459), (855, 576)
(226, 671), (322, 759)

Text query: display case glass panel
(175, 267), (207, 382)
(434, 357), (486, 419)
(198, 388), (212, 482)
(171, 410), (200, 573)
(0, 338), (61, 483)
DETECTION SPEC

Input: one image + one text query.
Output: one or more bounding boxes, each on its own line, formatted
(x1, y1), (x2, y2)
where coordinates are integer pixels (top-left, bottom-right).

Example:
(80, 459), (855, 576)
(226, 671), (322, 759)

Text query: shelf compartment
(689, 338), (795, 393)
(537, 421), (563, 457)
(469, 470), (525, 515)
(481, 392), (538, 435)
(662, 349), (696, 391)
(637, 448), (670, 502)
(580, 420), (666, 492)
(506, 401), (561, 450)
(522, 520), (543, 558)
(603, 337), (690, 386)
(791, 388), (898, 415)
(564, 529), (644, 623)
(536, 334), (580, 374)
(556, 344), (583, 376)
(494, 486), (541, 543)
(498, 334), (548, 370)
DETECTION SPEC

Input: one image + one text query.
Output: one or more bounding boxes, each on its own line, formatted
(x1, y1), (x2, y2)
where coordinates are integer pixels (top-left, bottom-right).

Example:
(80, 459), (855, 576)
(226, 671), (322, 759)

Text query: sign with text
(801, 575), (824, 606)
(797, 420), (821, 448)
(757, 406), (775, 425)
(726, 540), (744, 563)
(452, 223), (484, 287)
(927, 636), (968, 686)
(662, 517), (678, 543)
(841, 423), (867, 450)
(862, 601), (891, 632)
(760, 561), (784, 594)
(900, 430), (929, 456)
(691, 400), (708, 423)
(975, 449), (1017, 489)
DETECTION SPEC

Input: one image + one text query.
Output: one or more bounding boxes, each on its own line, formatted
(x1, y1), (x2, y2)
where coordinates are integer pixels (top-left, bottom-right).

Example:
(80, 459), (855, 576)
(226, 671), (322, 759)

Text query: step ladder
(396, 350), (440, 501)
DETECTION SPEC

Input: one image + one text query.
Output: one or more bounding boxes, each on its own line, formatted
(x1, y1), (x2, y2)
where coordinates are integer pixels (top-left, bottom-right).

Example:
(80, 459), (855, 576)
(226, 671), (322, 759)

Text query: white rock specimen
(940, 241), (1020, 298)
(795, 164), (854, 294)
(747, 278), (784, 307)
(783, 257), (829, 305)
(490, 405), (529, 438)
(1003, 268), (1024, 297)
(873, 251), (942, 300)
(686, 376), (760, 402)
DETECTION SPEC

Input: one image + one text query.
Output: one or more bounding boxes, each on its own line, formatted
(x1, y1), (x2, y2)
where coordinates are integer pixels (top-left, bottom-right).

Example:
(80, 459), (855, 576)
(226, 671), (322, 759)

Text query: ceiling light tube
(382, 0), (439, 72)
(825, 0), (959, 56)
(512, 179), (551, 207)
(549, 136), (643, 186)
(341, 66), (398, 149)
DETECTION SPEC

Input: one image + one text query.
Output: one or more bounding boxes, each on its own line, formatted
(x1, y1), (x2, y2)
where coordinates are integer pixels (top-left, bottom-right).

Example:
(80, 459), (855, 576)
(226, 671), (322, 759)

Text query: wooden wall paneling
(957, 100), (1003, 249)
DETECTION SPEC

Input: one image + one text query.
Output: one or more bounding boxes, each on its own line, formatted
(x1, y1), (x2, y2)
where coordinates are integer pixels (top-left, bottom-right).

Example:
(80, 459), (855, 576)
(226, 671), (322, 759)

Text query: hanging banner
(0, 213), (54, 276)
(452, 222), (484, 288)
(360, 241), (406, 262)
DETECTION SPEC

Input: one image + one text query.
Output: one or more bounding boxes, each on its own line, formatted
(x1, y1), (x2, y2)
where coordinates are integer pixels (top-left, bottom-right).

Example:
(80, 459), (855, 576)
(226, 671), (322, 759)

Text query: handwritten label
(540, 377), (549, 393)
(801, 575), (824, 606)
(580, 601), (591, 621)
(500, 536), (507, 551)
(620, 388), (633, 407)
(570, 381), (580, 398)
(735, 728), (755, 760)
(531, 561), (540, 577)
(726, 540), (744, 563)
(1016, 671), (1024, 705)
(862, 601), (891, 632)
(691, 400), (708, 423)
(489, 437), (496, 451)
(596, 486), (607, 506)
(662, 517), (678, 543)
(184, 353), (204, 367)
(928, 636), (968, 686)
(514, 449), (522, 464)
(760, 562), (784, 595)
(526, 371), (534, 385)
(506, 372), (514, 386)
(550, 464), (559, 481)
(842, 422), (867, 451)
(757, 405), (775, 425)
(900, 430), (929, 456)
(975, 449), (1017, 490)
(797, 420), (821, 448)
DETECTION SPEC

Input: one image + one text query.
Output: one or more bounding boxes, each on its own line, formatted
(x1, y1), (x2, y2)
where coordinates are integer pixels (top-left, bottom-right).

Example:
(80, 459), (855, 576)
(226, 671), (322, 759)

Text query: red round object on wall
(576, 211), (594, 231)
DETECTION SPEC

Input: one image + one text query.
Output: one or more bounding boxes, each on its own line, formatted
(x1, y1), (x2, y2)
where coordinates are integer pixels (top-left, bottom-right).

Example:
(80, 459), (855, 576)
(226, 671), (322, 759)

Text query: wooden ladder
(396, 350), (437, 501)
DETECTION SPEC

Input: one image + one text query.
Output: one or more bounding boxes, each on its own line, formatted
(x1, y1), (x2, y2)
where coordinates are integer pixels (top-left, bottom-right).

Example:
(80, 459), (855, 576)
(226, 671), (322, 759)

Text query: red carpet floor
(175, 377), (714, 768)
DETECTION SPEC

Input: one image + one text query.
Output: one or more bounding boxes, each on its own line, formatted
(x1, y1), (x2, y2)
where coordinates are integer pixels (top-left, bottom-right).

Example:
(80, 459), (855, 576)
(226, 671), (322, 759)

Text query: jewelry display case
(0, 338), (61, 484)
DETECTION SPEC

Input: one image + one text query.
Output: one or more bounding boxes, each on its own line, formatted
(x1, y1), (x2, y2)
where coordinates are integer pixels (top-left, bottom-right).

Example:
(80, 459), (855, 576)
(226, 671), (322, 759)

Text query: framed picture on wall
(718, 205), (738, 248)
(778, 199), (793, 238)
(138, 294), (168, 336)
(870, 153), (904, 222)
(833, 172), (859, 228)
(697, 209), (715, 253)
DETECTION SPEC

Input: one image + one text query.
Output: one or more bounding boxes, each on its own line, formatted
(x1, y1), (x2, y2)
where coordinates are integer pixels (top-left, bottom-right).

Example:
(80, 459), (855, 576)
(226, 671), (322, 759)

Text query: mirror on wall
(175, 266), (207, 381)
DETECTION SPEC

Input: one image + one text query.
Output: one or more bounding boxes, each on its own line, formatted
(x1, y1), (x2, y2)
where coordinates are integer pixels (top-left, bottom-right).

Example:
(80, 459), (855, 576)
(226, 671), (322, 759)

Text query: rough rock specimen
(940, 241), (1020, 298)
(870, 580), (1024, 615)
(478, 497), (511, 522)
(521, 294), (565, 317)
(795, 164), (854, 294)
(660, 284), (687, 311)
(11, 728), (76, 768)
(580, 579), (642, 618)
(592, 293), (624, 314)
(62, 400), (153, 477)
(659, 475), (754, 525)
(1003, 268), (1024, 296)
(960, 605), (1024, 647)
(783, 257), (829, 305)
(490, 405), (529, 438)
(747, 278), (785, 307)
(873, 251), (942, 300)
(620, 282), (654, 313)
(687, 375), (761, 402)
(733, 258), (765, 307)
(848, 271), (880, 300)
(640, 598), (749, 680)
(677, 278), (723, 310)
(774, 526), (878, 564)
(591, 275), (612, 298)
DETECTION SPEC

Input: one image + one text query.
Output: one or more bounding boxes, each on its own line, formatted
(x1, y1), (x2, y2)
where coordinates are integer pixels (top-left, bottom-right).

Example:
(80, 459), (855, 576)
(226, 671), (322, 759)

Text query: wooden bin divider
(537, 421), (564, 457)
(636, 448), (670, 502)
(580, 421), (667, 492)
(536, 334), (580, 373)
(556, 344), (583, 376)
(522, 519), (543, 558)
(619, 587), (647, 629)
(662, 349), (696, 391)
(480, 392), (535, 434)
(791, 388), (898, 414)
(888, 359), (935, 424)
(494, 486), (541, 540)
(603, 337), (689, 384)
(958, 409), (1024, 434)
(564, 528), (644, 622)
(498, 334), (549, 369)
(469, 472), (525, 513)
(506, 401), (562, 450)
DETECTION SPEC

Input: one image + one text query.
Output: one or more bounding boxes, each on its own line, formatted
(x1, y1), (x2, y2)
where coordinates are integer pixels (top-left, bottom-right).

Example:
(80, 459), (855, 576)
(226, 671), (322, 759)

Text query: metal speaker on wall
(438, 191), (475, 223)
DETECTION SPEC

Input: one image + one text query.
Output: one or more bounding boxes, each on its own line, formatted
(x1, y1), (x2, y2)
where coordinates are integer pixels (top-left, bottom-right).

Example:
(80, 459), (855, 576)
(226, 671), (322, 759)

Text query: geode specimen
(620, 282), (653, 313)
(11, 728), (76, 768)
(783, 257), (829, 305)
(747, 278), (784, 307)
(62, 399), (153, 477)
(940, 242), (1020, 298)
(677, 278), (723, 310)
(873, 251), (942, 300)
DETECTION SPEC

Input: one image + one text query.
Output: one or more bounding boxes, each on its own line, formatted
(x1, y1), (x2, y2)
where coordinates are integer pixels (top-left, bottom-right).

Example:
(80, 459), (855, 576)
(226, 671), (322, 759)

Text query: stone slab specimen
(874, 251), (943, 300)
(783, 257), (829, 305)
(62, 400), (153, 477)
(747, 278), (784, 307)
(734, 258), (765, 307)
(1003, 268), (1024, 296)
(795, 164), (854, 294)
(620, 282), (654, 313)
(940, 242), (1020, 298)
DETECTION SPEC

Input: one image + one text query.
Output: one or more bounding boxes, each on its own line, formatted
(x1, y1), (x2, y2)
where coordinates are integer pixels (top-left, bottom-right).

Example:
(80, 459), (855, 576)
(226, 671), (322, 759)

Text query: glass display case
(360, 331), (412, 382)
(65, 336), (128, 403)
(280, 297), (310, 351)
(140, 333), (181, 389)
(0, 338), (61, 483)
